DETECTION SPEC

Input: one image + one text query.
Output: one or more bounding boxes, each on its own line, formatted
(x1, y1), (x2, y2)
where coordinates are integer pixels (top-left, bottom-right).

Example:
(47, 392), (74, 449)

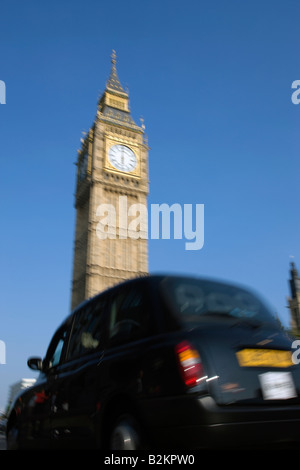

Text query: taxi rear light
(175, 341), (204, 387)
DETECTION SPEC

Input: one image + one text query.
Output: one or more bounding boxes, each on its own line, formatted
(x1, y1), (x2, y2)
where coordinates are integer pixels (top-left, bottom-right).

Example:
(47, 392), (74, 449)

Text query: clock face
(108, 145), (137, 173)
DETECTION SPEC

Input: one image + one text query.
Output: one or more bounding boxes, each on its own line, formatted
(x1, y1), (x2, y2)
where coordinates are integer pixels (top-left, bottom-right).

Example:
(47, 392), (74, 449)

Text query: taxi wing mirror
(27, 357), (43, 371)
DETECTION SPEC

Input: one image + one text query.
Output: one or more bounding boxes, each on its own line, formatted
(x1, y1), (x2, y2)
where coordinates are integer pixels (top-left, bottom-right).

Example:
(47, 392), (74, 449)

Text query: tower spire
(106, 49), (127, 95)
(97, 52), (143, 131)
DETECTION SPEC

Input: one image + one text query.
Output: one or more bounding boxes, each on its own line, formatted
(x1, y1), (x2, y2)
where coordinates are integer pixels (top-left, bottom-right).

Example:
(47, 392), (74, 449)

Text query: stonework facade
(71, 51), (149, 310)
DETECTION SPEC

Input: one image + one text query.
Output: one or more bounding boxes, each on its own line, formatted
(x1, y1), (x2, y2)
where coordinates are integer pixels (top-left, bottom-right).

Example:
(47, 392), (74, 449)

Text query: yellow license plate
(236, 349), (293, 368)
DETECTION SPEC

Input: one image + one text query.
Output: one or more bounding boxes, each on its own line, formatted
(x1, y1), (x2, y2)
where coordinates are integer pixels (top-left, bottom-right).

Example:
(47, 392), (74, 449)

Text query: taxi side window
(108, 285), (150, 346)
(67, 297), (107, 360)
(46, 326), (69, 369)
(51, 337), (65, 368)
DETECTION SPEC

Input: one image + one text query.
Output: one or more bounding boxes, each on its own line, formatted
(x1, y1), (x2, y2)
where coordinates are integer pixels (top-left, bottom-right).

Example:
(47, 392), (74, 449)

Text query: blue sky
(0, 0), (299, 411)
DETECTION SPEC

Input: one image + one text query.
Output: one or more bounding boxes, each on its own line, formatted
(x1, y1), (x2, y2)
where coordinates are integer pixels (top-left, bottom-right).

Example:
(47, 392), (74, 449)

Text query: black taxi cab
(6, 275), (300, 449)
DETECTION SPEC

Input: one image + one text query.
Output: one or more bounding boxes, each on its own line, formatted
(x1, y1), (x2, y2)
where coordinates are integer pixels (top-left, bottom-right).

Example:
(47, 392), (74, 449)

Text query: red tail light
(175, 341), (205, 387)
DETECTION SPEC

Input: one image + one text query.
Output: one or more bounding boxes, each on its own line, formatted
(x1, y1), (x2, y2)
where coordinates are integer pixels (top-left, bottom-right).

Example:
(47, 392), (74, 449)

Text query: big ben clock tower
(71, 51), (149, 310)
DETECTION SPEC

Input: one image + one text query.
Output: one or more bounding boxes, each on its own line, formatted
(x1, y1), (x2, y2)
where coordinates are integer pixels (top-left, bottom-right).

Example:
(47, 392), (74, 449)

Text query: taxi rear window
(160, 277), (277, 327)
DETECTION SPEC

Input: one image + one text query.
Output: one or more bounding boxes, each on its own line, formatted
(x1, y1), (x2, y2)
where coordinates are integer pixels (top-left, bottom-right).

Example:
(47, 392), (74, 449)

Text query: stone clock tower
(71, 51), (149, 310)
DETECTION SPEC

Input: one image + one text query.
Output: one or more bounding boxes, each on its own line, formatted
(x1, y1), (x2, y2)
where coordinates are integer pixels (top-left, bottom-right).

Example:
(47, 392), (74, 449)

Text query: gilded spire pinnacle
(111, 49), (117, 66)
